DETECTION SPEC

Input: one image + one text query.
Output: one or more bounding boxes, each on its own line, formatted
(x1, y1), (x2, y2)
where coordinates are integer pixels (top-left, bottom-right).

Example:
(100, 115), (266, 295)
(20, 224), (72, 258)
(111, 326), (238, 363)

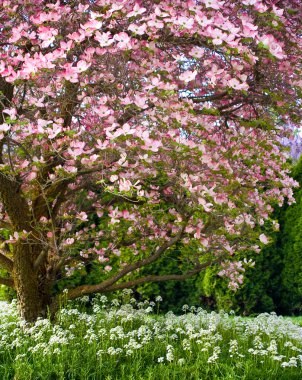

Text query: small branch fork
(0, 277), (14, 288)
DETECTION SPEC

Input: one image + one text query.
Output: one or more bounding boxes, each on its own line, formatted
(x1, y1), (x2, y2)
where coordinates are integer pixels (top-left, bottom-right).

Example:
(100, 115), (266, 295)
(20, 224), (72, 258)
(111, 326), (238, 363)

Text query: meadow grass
(285, 316), (302, 327)
(0, 292), (301, 380)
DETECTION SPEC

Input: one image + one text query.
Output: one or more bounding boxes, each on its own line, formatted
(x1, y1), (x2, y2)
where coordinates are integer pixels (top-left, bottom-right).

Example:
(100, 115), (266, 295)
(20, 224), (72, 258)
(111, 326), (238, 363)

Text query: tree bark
(13, 242), (52, 322)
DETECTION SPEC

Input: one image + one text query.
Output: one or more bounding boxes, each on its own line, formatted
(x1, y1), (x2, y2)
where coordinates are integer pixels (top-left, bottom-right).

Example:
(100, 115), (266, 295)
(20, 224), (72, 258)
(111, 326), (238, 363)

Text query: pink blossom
(154, 7), (170, 18)
(175, 16), (195, 29)
(195, 15), (213, 28)
(96, 139), (109, 150)
(127, 4), (146, 18)
(67, 30), (86, 43)
(242, 0), (258, 5)
(62, 63), (78, 82)
(97, 105), (111, 118)
(179, 70), (198, 83)
(81, 19), (103, 32)
(0, 61), (6, 74)
(2, 108), (17, 120)
(198, 198), (213, 212)
(110, 175), (119, 182)
(228, 77), (249, 90)
(259, 234), (269, 244)
(134, 95), (148, 109)
(254, 3), (268, 12)
(272, 5), (284, 17)
(94, 31), (114, 47)
(76, 60), (91, 73)
(119, 178), (132, 192)
(64, 238), (75, 245)
(259, 35), (286, 59)
(189, 47), (205, 58)
(147, 16), (164, 29)
(114, 32), (132, 50)
(128, 23), (147, 35)
(38, 26), (58, 48)
(203, 0), (225, 10)
(77, 212), (88, 221)
(241, 18), (258, 38)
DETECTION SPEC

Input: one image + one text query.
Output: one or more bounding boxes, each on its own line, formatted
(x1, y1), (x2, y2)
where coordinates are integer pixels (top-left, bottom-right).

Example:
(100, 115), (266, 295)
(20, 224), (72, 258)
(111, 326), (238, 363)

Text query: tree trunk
(13, 242), (52, 322)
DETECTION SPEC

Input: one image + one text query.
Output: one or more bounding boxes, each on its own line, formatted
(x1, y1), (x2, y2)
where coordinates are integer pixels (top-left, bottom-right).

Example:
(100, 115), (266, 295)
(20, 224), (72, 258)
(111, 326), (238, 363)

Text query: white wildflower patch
(166, 344), (174, 362)
(207, 346), (221, 363)
(0, 298), (301, 379)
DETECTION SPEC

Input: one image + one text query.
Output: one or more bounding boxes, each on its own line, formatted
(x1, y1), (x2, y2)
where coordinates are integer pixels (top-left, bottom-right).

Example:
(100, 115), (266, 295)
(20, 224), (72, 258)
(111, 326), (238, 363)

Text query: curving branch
(67, 224), (188, 300)
(67, 259), (217, 300)
(100, 260), (216, 293)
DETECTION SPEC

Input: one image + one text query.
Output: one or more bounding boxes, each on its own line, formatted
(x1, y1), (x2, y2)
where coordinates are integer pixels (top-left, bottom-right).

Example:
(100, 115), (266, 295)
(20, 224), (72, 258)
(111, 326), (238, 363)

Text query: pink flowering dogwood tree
(0, 0), (301, 321)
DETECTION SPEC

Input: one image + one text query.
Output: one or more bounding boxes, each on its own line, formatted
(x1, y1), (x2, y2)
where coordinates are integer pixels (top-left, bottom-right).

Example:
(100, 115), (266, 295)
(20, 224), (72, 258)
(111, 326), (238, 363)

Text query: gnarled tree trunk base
(13, 242), (53, 322)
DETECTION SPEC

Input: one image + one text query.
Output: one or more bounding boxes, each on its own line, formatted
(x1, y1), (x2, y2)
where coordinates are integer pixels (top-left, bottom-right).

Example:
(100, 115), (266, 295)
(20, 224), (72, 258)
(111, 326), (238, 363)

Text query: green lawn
(285, 316), (302, 327)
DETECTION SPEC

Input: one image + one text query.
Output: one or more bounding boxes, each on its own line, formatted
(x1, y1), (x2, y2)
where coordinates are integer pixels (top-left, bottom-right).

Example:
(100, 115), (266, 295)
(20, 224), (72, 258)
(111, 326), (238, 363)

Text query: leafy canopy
(0, 0), (301, 298)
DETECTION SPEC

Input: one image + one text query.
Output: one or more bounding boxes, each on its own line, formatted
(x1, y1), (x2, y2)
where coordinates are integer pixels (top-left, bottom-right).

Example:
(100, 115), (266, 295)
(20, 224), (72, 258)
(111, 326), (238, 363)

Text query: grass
(284, 316), (302, 327)
(0, 293), (301, 380)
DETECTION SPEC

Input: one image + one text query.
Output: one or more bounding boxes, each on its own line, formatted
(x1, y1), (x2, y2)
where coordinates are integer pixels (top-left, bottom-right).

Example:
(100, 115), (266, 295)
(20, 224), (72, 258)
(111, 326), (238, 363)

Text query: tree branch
(0, 78), (14, 164)
(33, 249), (48, 271)
(0, 276), (14, 288)
(185, 91), (228, 103)
(0, 251), (13, 272)
(61, 81), (80, 127)
(67, 224), (188, 300)
(0, 172), (31, 230)
(102, 261), (215, 292)
(0, 220), (12, 229)
(68, 259), (216, 299)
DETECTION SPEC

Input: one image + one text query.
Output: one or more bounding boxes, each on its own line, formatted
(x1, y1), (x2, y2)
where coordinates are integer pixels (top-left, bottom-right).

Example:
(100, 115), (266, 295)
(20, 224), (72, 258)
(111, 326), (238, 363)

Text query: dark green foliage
(205, 242), (283, 315)
(135, 252), (201, 313)
(278, 158), (302, 314)
(215, 156), (302, 315)
(137, 158), (302, 316)
(136, 244), (282, 316)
